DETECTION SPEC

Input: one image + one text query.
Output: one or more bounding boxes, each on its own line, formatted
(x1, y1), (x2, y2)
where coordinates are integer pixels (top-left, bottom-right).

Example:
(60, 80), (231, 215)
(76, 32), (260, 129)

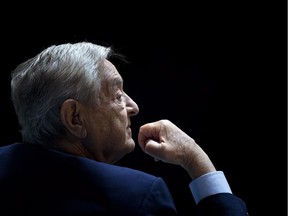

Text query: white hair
(11, 42), (112, 145)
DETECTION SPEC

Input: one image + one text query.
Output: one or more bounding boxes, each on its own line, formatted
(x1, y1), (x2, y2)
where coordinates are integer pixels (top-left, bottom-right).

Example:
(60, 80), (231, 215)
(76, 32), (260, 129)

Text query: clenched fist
(138, 119), (216, 179)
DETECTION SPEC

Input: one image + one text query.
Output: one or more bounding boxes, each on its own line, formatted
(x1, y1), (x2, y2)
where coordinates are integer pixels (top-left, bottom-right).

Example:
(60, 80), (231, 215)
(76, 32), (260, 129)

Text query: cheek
(110, 111), (128, 137)
(110, 109), (128, 137)
(96, 102), (128, 140)
(111, 103), (127, 121)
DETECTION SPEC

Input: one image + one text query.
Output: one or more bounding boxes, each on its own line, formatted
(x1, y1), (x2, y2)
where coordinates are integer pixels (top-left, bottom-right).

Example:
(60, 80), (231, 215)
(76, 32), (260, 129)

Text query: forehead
(102, 59), (123, 86)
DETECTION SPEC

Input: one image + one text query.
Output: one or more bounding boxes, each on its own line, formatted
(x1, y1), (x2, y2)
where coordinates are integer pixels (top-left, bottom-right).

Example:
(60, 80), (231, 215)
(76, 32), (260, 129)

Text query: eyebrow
(112, 76), (123, 87)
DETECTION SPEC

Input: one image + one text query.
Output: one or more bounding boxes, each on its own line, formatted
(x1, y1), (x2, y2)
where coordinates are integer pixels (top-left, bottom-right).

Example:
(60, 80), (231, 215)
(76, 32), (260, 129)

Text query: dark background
(0, 2), (286, 216)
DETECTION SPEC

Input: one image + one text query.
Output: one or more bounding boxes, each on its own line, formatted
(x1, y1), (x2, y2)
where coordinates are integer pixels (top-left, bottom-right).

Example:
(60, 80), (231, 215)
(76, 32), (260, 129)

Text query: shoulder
(1, 143), (161, 185)
(0, 143), (177, 215)
(74, 152), (161, 185)
(0, 143), (169, 199)
(2, 143), (157, 176)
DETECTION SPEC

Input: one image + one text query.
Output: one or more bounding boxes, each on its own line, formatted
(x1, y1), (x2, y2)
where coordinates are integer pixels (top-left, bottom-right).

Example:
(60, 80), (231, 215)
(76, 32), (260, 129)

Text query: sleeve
(137, 177), (177, 216)
(197, 193), (249, 216)
(189, 171), (232, 204)
(189, 171), (249, 216)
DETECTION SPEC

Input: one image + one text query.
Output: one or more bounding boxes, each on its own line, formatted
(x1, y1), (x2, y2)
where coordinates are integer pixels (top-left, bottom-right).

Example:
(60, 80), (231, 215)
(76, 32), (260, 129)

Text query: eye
(114, 89), (125, 108)
(115, 90), (124, 101)
(116, 93), (123, 100)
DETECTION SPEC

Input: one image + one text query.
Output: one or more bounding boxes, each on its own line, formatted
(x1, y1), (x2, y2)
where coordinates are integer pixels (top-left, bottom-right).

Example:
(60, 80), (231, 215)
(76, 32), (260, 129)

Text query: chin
(111, 144), (135, 164)
(126, 140), (135, 153)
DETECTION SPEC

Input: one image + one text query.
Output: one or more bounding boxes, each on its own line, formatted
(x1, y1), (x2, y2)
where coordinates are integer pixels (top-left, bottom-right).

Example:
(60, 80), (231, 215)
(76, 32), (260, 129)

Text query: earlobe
(60, 99), (87, 139)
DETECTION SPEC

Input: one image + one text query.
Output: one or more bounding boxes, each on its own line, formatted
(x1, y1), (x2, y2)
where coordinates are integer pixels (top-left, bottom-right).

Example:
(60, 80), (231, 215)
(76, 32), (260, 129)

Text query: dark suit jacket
(0, 143), (248, 216)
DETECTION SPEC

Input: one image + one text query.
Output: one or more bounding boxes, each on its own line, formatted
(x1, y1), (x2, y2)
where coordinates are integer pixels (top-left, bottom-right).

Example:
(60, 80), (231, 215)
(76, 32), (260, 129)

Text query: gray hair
(11, 42), (112, 145)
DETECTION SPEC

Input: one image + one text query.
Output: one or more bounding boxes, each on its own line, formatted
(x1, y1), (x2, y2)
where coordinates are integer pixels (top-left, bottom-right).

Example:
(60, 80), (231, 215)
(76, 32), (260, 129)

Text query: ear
(60, 99), (87, 139)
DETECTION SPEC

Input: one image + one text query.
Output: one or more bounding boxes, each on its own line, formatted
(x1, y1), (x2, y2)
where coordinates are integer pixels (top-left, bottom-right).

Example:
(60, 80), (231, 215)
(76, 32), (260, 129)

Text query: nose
(125, 93), (139, 116)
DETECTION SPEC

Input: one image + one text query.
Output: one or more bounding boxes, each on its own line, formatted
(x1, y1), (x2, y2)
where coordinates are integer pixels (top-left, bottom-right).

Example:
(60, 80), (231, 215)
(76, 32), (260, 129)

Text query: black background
(0, 2), (286, 216)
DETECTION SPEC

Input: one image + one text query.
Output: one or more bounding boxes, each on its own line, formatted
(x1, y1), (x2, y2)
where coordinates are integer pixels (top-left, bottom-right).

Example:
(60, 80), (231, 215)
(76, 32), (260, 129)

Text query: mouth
(127, 127), (132, 137)
(127, 119), (131, 127)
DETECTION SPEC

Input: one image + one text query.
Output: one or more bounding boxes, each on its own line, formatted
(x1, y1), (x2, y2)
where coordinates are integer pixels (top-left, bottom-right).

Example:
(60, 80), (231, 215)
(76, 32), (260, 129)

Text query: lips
(127, 127), (132, 137)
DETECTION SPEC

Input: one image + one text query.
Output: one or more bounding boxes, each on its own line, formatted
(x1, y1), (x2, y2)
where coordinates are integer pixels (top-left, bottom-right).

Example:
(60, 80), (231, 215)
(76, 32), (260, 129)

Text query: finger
(138, 123), (160, 149)
(143, 139), (163, 159)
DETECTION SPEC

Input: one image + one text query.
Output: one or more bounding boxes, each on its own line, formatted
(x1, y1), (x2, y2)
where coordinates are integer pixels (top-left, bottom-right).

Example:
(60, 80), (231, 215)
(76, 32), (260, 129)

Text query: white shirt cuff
(189, 171), (232, 204)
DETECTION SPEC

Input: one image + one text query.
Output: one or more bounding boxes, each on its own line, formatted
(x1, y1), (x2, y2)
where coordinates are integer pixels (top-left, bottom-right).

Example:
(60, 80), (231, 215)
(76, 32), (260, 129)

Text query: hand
(138, 119), (216, 179)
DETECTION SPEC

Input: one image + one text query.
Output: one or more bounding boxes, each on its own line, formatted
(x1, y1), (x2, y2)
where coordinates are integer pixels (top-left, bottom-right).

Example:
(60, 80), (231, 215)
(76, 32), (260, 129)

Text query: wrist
(181, 144), (216, 180)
